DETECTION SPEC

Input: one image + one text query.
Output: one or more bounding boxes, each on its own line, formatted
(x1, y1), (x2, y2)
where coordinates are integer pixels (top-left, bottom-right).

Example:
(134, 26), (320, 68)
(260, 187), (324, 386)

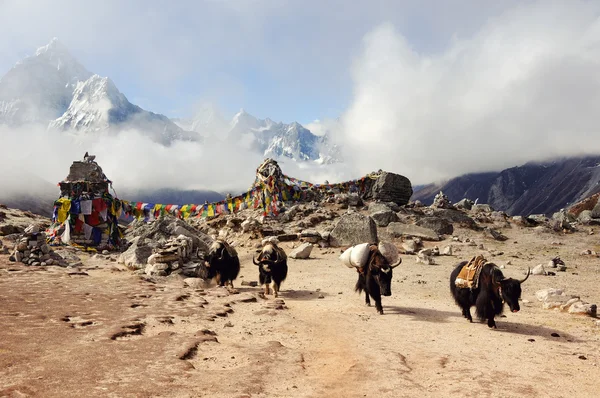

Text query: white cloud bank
(338, 0), (600, 184)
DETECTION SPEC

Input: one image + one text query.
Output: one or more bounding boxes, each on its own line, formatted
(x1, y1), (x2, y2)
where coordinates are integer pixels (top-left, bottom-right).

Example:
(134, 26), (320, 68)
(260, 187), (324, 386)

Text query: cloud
(0, 125), (353, 202)
(338, 0), (600, 184)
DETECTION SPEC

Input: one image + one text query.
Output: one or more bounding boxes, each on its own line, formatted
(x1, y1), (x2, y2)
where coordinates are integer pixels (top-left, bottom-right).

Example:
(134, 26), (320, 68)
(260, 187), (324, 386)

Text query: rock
(368, 202), (392, 214)
(24, 224), (39, 234)
(347, 194), (363, 207)
(433, 209), (479, 230)
(568, 302), (597, 317)
(442, 245), (453, 256)
(531, 264), (546, 276)
(416, 217), (454, 235)
(117, 241), (155, 270)
(455, 198), (474, 210)
(577, 210), (594, 224)
(289, 243), (313, 259)
(145, 262), (170, 276)
(536, 288), (564, 301)
(591, 200), (600, 218)
(402, 239), (419, 254)
(362, 172), (413, 206)
(472, 204), (494, 213)
(386, 222), (440, 241)
(15, 251), (23, 262)
(370, 210), (399, 227)
(483, 227), (508, 241)
(415, 251), (435, 265)
(277, 233), (299, 242)
(329, 213), (378, 247)
(432, 191), (452, 209)
(299, 230), (321, 243)
(184, 278), (209, 289)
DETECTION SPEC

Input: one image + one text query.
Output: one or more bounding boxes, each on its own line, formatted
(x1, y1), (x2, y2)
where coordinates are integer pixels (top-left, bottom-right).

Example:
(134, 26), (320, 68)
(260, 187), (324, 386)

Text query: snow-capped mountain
(0, 38), (198, 145)
(179, 107), (342, 163)
(0, 38), (92, 126)
(50, 74), (198, 146)
(173, 102), (228, 138)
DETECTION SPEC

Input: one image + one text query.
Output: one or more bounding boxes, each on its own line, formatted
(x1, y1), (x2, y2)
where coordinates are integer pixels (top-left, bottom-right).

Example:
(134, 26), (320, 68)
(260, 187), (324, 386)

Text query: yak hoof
(378, 310), (384, 315)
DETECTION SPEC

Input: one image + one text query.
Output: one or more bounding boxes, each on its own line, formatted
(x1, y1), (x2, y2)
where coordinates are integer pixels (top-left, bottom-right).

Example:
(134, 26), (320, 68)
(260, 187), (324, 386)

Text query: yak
(203, 240), (240, 288)
(450, 260), (530, 328)
(253, 242), (288, 297)
(355, 244), (402, 315)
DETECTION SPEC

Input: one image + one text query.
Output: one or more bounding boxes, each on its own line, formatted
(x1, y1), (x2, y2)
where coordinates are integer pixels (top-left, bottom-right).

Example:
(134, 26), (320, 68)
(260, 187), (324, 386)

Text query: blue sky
(0, 0), (528, 124)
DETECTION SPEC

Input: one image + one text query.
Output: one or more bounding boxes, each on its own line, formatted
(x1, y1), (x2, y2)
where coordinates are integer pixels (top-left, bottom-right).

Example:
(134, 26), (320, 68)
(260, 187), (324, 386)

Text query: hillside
(412, 156), (600, 215)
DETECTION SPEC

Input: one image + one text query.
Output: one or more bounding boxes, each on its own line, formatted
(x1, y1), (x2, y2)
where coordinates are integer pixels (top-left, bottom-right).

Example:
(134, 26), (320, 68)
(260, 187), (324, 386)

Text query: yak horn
(252, 253), (261, 266)
(519, 267), (531, 284)
(390, 258), (402, 269)
(218, 247), (225, 260)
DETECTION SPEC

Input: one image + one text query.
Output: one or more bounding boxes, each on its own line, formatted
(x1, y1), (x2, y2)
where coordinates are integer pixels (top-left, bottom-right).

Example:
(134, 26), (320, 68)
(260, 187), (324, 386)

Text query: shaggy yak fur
(253, 242), (288, 297)
(355, 245), (401, 315)
(450, 261), (530, 328)
(204, 240), (240, 288)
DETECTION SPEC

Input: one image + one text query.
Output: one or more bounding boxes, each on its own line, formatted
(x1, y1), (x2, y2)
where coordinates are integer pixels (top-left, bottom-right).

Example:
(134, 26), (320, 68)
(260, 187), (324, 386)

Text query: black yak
(355, 244), (402, 315)
(204, 240), (240, 288)
(450, 259), (530, 328)
(253, 242), (288, 297)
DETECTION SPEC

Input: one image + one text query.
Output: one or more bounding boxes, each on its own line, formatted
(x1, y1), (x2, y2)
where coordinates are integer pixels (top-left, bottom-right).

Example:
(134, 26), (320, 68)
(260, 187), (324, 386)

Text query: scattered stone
(289, 243), (313, 259)
(416, 217), (454, 235)
(386, 222), (440, 241)
(483, 227), (508, 241)
(431, 191), (452, 209)
(415, 250), (435, 265)
(442, 245), (453, 256)
(371, 210), (400, 227)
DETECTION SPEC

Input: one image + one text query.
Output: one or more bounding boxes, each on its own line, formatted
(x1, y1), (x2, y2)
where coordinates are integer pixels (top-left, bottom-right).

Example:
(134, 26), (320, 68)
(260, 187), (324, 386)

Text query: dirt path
(1, 226), (599, 397)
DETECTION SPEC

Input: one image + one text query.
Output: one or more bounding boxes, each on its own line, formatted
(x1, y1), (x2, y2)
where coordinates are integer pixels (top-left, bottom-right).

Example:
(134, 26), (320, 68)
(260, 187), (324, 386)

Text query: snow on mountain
(50, 74), (198, 146)
(0, 38), (198, 146)
(0, 38), (92, 125)
(183, 107), (342, 163)
(173, 103), (228, 138)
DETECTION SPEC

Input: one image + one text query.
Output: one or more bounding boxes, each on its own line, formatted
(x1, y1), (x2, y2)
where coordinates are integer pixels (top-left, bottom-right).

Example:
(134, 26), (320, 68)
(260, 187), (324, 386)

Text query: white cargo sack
(350, 243), (370, 267)
(378, 241), (399, 265)
(339, 247), (354, 268)
(339, 242), (371, 268)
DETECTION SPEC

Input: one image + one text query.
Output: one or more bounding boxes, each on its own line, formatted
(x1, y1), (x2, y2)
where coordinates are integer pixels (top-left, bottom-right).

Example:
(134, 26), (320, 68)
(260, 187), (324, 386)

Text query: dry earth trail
(1, 226), (599, 398)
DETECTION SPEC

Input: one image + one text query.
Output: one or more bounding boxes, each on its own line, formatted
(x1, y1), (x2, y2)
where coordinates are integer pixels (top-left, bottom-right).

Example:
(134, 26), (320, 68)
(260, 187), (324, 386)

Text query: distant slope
(120, 188), (225, 206)
(412, 156), (600, 215)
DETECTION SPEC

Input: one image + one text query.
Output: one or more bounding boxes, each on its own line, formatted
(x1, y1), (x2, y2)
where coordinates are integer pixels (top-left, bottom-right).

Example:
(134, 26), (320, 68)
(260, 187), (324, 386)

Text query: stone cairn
(432, 191), (452, 209)
(145, 235), (197, 276)
(9, 225), (67, 267)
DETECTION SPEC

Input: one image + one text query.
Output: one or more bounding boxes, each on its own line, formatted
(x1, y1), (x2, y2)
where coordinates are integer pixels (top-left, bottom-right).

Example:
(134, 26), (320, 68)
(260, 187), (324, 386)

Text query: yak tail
(355, 274), (366, 293)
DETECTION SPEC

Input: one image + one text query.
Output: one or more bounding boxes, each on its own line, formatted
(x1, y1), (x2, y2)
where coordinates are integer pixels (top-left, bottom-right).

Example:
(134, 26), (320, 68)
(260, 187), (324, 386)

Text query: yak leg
(375, 297), (384, 315)
(462, 307), (473, 322)
(365, 292), (371, 306)
(272, 282), (279, 298)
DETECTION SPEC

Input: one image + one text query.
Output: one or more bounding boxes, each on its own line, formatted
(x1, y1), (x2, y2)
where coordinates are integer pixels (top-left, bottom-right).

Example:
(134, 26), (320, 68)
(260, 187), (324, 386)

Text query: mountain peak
(35, 37), (71, 57)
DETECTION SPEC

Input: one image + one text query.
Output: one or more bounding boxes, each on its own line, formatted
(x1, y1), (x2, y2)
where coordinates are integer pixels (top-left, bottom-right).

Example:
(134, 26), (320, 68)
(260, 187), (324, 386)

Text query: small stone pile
(536, 288), (597, 317)
(145, 235), (195, 276)
(432, 191), (452, 209)
(8, 225), (67, 267)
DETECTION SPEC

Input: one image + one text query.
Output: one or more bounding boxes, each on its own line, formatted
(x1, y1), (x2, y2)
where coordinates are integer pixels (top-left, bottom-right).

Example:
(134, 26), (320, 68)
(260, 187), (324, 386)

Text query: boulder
(531, 263), (546, 276)
(371, 210), (399, 227)
(363, 172), (413, 206)
(290, 243), (313, 259)
(568, 302), (597, 317)
(592, 200), (600, 218)
(117, 241), (155, 269)
(455, 198), (474, 210)
(536, 288), (564, 301)
(483, 227), (508, 241)
(145, 262), (170, 276)
(402, 239), (419, 254)
(368, 202), (393, 214)
(415, 217), (454, 235)
(433, 209), (479, 230)
(442, 245), (453, 256)
(386, 222), (440, 241)
(347, 194), (363, 207)
(329, 213), (378, 247)
(471, 204), (494, 213)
